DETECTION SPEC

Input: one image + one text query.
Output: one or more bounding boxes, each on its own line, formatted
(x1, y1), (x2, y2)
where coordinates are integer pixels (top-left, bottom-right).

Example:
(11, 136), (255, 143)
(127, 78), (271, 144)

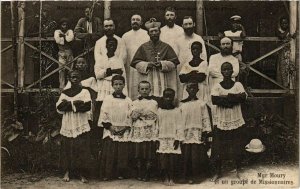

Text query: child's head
(68, 70), (81, 86)
(74, 57), (88, 71)
(229, 15), (242, 31)
(279, 16), (289, 31)
(191, 41), (202, 57)
(138, 81), (151, 97)
(112, 75), (125, 94)
(163, 88), (175, 104)
(221, 62), (233, 78)
(106, 37), (118, 54)
(59, 18), (69, 32)
(186, 81), (199, 98)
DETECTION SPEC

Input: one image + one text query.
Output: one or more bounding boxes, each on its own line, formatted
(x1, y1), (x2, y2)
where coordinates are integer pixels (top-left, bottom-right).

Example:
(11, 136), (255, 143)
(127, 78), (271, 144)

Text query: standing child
(56, 70), (92, 183)
(65, 57), (99, 160)
(179, 41), (209, 102)
(180, 82), (212, 184)
(156, 88), (184, 186)
(94, 37), (128, 154)
(99, 75), (132, 180)
(210, 62), (247, 182)
(130, 81), (158, 181)
(54, 18), (74, 89)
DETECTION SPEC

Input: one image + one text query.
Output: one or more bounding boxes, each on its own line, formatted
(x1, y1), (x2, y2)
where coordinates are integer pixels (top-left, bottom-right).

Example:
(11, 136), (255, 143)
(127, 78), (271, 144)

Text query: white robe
(175, 33), (208, 101)
(94, 34), (127, 65)
(122, 29), (149, 100)
(160, 24), (184, 55)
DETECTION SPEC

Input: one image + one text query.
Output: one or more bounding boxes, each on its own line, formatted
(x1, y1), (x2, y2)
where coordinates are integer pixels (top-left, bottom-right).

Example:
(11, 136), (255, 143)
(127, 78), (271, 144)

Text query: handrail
(1, 36), (284, 42)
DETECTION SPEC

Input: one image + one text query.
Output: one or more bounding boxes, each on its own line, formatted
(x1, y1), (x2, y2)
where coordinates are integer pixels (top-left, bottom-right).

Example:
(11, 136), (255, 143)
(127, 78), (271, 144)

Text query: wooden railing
(1, 36), (295, 95)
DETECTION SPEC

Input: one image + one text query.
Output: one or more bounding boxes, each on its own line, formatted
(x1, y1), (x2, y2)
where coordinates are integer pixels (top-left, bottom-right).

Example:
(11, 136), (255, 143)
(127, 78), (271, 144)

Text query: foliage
(1, 88), (62, 174)
(243, 98), (298, 164)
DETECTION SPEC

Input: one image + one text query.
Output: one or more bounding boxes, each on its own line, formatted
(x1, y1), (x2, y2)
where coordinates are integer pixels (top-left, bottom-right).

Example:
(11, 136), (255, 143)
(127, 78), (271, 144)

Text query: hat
(230, 15), (241, 21)
(245, 139), (265, 153)
(145, 18), (161, 30)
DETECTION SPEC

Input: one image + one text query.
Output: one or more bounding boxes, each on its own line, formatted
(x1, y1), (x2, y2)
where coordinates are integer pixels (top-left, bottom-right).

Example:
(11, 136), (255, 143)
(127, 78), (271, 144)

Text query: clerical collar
(138, 95), (153, 100)
(181, 96), (198, 103)
(112, 92), (126, 99)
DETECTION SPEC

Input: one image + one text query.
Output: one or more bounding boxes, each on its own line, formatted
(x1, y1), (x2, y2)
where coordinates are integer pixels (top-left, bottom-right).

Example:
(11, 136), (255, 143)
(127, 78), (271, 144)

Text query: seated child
(210, 62), (247, 182)
(130, 80), (158, 181)
(156, 88), (184, 186)
(179, 41), (209, 102)
(180, 82), (212, 184)
(56, 70), (92, 183)
(99, 75), (132, 180)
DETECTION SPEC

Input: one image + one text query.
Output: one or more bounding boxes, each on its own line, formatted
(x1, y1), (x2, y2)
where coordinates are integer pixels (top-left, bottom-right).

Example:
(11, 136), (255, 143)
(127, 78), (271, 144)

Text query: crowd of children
(56, 50), (247, 185)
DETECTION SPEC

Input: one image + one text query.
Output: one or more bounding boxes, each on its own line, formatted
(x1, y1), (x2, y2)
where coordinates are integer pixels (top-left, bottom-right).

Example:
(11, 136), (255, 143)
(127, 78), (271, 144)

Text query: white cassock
(160, 24), (184, 55)
(175, 33), (208, 101)
(94, 34), (127, 65)
(122, 29), (149, 100)
(208, 52), (239, 117)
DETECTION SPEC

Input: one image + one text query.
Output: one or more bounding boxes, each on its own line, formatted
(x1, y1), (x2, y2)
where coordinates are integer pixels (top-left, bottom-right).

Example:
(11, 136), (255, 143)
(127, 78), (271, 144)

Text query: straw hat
(245, 139), (265, 153)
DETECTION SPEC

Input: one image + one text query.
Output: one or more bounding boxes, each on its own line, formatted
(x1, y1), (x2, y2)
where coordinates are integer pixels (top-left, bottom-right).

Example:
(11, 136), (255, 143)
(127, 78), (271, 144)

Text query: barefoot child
(130, 81), (158, 181)
(179, 41), (209, 102)
(56, 70), (92, 183)
(99, 75), (132, 180)
(210, 62), (247, 182)
(180, 82), (212, 184)
(156, 88), (184, 186)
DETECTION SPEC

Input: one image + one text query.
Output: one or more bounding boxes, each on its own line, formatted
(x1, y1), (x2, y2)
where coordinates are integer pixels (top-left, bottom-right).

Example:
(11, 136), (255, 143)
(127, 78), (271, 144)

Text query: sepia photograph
(1, 0), (299, 188)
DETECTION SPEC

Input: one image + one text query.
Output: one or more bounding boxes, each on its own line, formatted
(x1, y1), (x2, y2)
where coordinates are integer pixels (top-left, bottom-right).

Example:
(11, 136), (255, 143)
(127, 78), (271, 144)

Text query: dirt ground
(1, 163), (299, 189)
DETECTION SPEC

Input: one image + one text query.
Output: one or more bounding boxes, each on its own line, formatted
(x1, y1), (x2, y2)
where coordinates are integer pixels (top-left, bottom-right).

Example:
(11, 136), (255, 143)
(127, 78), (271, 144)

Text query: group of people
(55, 6), (249, 186)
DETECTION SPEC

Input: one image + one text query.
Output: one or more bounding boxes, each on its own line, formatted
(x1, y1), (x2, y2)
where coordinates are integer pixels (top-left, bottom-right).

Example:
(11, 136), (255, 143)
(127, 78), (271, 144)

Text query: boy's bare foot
(188, 180), (194, 184)
(169, 179), (175, 186)
(63, 171), (70, 182)
(236, 170), (241, 180)
(80, 176), (88, 183)
(103, 177), (109, 181)
(210, 174), (221, 182)
(118, 176), (124, 180)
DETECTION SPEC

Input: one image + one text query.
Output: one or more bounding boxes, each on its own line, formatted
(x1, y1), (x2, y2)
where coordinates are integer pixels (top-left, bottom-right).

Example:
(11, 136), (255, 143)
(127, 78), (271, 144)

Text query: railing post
(17, 2), (25, 87)
(11, 1), (18, 115)
(104, 0), (111, 19)
(196, 0), (204, 36)
(289, 1), (297, 90)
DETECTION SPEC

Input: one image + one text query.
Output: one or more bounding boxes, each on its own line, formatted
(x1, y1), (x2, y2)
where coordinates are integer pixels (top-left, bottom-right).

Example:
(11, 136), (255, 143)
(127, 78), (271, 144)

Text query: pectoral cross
(155, 52), (161, 62)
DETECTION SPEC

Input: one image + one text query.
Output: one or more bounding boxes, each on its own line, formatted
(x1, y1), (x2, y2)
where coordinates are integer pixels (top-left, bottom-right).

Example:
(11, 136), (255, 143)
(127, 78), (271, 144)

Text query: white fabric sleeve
(82, 89), (92, 102)
(99, 97), (110, 123)
(200, 37), (208, 62)
(201, 104), (212, 132)
(210, 84), (220, 96)
(160, 60), (176, 72)
(208, 57), (221, 78)
(56, 93), (66, 114)
(118, 39), (127, 64)
(94, 58), (107, 79)
(65, 30), (74, 42)
(176, 109), (185, 141)
(94, 40), (103, 64)
(232, 59), (240, 78)
(135, 61), (149, 74)
(54, 30), (64, 45)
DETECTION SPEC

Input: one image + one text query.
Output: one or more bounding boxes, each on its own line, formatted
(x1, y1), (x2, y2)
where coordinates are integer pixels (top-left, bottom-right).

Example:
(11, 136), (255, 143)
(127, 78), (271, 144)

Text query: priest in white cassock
(131, 18), (179, 97)
(175, 16), (208, 101)
(160, 7), (184, 55)
(122, 14), (149, 100)
(94, 18), (127, 64)
(208, 37), (239, 93)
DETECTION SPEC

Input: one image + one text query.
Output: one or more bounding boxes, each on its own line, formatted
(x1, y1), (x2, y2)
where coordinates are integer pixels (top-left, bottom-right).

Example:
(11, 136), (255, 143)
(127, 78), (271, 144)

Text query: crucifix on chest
(155, 52), (161, 62)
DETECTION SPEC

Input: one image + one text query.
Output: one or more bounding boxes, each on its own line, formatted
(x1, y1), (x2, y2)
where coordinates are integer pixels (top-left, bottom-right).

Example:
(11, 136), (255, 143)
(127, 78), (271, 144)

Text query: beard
(104, 29), (115, 37)
(131, 23), (141, 31)
(184, 27), (194, 36)
(166, 19), (175, 28)
(220, 47), (233, 56)
(150, 35), (159, 43)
